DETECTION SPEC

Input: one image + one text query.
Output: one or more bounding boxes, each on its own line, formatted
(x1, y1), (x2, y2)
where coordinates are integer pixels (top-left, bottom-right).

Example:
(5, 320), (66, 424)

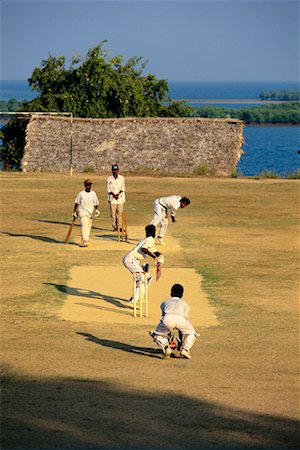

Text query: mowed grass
(0, 172), (299, 449)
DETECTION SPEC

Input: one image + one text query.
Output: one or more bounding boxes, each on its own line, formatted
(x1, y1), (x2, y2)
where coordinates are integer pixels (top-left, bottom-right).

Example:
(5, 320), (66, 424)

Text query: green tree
(1, 42), (192, 169)
(193, 102), (300, 124)
(0, 117), (28, 170)
(23, 42), (190, 118)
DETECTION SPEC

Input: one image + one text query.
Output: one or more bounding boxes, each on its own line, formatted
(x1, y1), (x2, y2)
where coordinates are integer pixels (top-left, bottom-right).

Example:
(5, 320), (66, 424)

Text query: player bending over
(149, 283), (198, 359)
(150, 195), (190, 245)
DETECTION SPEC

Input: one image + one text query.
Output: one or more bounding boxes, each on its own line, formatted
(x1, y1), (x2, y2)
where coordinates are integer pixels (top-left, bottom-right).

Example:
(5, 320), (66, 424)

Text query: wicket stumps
(118, 211), (128, 242)
(133, 272), (149, 318)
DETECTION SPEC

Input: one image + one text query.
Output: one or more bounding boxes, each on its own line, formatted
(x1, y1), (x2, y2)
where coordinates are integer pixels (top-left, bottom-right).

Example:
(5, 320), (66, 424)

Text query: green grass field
(1, 172), (299, 449)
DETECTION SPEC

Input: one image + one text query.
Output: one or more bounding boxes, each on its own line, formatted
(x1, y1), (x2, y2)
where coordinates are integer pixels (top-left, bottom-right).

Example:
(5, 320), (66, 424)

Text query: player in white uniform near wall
(106, 164), (126, 231)
(73, 179), (100, 247)
(149, 283), (197, 359)
(123, 225), (163, 302)
(150, 195), (191, 245)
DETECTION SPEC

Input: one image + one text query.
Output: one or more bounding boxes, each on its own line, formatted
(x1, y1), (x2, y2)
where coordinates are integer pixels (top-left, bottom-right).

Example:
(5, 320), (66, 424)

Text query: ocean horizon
(1, 79), (299, 102)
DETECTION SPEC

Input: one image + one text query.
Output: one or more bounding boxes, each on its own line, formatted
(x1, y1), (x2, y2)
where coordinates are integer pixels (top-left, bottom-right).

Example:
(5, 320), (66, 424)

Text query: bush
(83, 165), (95, 173)
(286, 170), (300, 179)
(193, 164), (217, 176)
(260, 170), (280, 179)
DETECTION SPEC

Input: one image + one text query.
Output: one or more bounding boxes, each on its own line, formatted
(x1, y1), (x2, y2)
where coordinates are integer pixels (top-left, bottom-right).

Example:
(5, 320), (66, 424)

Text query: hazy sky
(0, 0), (299, 82)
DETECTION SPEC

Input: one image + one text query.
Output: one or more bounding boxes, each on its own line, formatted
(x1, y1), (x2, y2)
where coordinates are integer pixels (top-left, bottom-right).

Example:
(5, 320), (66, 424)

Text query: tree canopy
(22, 42), (192, 118)
(259, 89), (300, 101)
(192, 102), (300, 124)
(0, 42), (192, 169)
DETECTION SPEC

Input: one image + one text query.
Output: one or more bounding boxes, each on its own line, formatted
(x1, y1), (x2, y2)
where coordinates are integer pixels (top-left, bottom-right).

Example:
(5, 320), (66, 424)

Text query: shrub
(83, 165), (95, 173)
(193, 164), (217, 176)
(260, 170), (280, 179)
(286, 170), (300, 179)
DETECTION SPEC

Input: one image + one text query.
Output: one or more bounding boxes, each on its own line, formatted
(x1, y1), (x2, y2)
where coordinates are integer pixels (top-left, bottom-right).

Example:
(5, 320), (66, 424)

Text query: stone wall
(22, 115), (244, 176)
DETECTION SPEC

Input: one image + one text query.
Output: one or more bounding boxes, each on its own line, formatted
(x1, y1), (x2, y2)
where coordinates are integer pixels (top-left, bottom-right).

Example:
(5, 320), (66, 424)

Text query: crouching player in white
(122, 224), (163, 302)
(149, 283), (197, 359)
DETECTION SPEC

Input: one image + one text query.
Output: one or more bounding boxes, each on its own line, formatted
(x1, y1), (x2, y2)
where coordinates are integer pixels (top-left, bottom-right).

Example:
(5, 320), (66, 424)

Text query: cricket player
(73, 179), (100, 247)
(122, 224), (163, 302)
(149, 283), (197, 359)
(106, 163), (126, 231)
(150, 195), (191, 245)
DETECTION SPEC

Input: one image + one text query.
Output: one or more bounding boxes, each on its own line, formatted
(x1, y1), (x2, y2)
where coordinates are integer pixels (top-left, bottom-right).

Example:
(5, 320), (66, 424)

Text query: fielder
(150, 195), (191, 245)
(149, 283), (197, 359)
(106, 163), (126, 231)
(122, 224), (164, 302)
(73, 179), (100, 247)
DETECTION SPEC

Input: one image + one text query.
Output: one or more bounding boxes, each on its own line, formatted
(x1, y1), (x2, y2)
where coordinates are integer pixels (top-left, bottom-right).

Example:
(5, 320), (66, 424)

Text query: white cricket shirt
(157, 195), (181, 217)
(127, 236), (157, 260)
(160, 297), (190, 318)
(106, 175), (126, 204)
(75, 190), (99, 217)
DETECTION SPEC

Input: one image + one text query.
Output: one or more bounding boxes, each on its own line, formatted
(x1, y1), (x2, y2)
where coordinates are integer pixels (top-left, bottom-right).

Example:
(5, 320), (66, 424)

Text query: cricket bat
(64, 217), (76, 244)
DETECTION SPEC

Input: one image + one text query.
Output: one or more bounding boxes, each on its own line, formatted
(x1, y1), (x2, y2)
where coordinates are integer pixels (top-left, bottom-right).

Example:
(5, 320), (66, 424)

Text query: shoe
(147, 276), (153, 287)
(164, 346), (172, 358)
(155, 237), (166, 246)
(142, 263), (150, 273)
(128, 296), (134, 303)
(180, 348), (191, 359)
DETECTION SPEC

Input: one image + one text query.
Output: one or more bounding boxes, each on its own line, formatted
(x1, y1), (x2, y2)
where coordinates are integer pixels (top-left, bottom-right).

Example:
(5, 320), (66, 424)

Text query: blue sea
(1, 80), (299, 176)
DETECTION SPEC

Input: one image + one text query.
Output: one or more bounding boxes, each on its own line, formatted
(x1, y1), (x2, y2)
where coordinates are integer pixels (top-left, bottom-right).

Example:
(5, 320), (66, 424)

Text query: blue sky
(0, 0), (299, 82)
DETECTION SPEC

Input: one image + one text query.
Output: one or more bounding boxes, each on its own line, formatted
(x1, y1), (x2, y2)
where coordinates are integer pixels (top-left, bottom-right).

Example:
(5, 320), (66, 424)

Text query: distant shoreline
(171, 99), (290, 104)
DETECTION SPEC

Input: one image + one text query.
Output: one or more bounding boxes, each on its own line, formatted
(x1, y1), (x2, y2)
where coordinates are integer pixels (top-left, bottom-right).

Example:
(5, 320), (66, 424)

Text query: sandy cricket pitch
(60, 226), (218, 328)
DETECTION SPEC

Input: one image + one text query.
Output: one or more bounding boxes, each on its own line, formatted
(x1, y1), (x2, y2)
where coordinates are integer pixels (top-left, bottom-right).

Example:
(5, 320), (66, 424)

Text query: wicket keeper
(149, 283), (197, 359)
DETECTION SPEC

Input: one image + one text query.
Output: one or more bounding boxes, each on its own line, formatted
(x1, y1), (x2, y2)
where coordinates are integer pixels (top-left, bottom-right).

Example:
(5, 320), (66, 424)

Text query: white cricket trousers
(80, 215), (92, 244)
(122, 254), (147, 300)
(154, 314), (197, 350)
(150, 200), (168, 239)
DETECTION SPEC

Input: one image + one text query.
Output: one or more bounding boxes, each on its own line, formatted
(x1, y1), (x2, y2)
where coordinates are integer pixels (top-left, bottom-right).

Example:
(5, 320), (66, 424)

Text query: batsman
(122, 224), (164, 303)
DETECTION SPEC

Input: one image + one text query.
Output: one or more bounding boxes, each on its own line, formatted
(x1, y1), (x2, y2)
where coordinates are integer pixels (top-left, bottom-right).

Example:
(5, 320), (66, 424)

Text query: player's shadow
(94, 233), (120, 242)
(77, 332), (162, 359)
(0, 231), (72, 245)
(94, 233), (139, 245)
(35, 218), (109, 231)
(45, 283), (128, 309)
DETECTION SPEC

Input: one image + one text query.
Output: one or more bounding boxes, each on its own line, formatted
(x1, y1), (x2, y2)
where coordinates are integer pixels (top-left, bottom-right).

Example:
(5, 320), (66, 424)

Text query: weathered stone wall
(22, 115), (244, 176)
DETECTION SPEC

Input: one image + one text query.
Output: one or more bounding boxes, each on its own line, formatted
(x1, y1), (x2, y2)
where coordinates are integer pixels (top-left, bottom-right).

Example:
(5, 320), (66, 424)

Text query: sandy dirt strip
(60, 226), (218, 328)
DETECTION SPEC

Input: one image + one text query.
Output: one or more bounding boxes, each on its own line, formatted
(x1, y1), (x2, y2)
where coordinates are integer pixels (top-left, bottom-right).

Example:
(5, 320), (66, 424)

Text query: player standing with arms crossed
(106, 164), (126, 231)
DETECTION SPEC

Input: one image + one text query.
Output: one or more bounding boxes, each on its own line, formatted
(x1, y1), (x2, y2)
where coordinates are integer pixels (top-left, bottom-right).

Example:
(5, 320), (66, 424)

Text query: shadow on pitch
(35, 218), (109, 231)
(45, 283), (128, 309)
(93, 233), (136, 244)
(77, 332), (162, 359)
(0, 231), (75, 245)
